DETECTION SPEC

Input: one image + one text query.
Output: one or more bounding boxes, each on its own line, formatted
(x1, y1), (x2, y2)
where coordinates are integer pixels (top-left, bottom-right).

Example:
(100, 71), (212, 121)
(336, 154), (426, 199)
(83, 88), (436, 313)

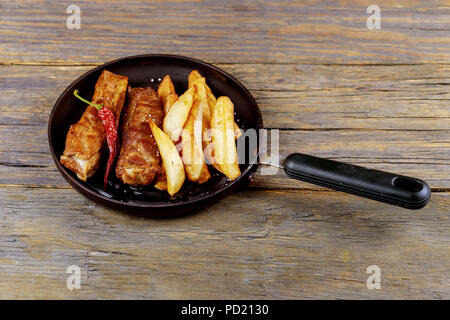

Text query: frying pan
(48, 54), (431, 216)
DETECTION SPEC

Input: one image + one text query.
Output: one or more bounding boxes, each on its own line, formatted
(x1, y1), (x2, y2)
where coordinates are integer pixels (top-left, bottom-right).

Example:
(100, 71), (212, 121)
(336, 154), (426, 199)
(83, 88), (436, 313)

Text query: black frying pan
(48, 54), (431, 216)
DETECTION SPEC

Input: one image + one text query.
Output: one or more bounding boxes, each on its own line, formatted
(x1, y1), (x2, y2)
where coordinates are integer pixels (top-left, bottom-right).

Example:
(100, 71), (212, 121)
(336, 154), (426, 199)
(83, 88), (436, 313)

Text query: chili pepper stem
(73, 90), (103, 110)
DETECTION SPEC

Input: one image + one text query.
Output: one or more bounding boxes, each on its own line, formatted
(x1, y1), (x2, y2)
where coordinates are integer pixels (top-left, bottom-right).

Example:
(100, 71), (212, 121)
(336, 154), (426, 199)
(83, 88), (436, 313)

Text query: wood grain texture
(1, 64), (450, 130)
(0, 0), (450, 64)
(1, 187), (449, 299)
(0, 0), (449, 300)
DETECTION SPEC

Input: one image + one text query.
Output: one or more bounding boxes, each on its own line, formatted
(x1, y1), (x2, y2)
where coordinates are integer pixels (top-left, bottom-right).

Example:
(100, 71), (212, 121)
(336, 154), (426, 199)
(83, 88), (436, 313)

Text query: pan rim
(48, 54), (263, 210)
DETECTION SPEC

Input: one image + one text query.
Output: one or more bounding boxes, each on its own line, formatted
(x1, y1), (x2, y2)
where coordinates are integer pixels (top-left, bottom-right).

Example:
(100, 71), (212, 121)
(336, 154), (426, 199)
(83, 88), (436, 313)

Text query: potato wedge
(154, 180), (167, 191)
(192, 77), (211, 123)
(163, 86), (195, 142)
(181, 98), (204, 181)
(188, 70), (203, 88)
(165, 93), (178, 113)
(202, 128), (223, 174)
(153, 167), (167, 191)
(197, 162), (211, 184)
(157, 75), (177, 113)
(155, 76), (178, 190)
(188, 70), (215, 104)
(190, 72), (223, 173)
(192, 77), (221, 177)
(188, 70), (241, 138)
(211, 96), (241, 180)
(188, 70), (217, 116)
(234, 124), (243, 139)
(149, 120), (185, 196)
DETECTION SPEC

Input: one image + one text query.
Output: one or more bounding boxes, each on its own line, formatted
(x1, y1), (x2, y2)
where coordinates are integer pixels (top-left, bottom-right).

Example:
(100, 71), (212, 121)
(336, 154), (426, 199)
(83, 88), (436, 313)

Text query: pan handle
(283, 153), (431, 209)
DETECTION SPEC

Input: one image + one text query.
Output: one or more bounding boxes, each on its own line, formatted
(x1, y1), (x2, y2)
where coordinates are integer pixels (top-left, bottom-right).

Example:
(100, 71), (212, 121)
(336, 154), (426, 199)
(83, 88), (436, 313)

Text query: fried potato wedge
(193, 77), (219, 179)
(203, 141), (223, 174)
(211, 96), (241, 180)
(197, 162), (211, 184)
(181, 98), (204, 181)
(189, 70), (216, 111)
(188, 70), (217, 117)
(188, 70), (241, 138)
(153, 91), (177, 190)
(153, 167), (167, 191)
(157, 75), (177, 113)
(154, 180), (168, 191)
(188, 70), (202, 88)
(155, 76), (178, 190)
(154, 179), (167, 191)
(234, 125), (243, 139)
(165, 93), (178, 113)
(163, 86), (195, 142)
(149, 120), (185, 196)
(192, 77), (211, 124)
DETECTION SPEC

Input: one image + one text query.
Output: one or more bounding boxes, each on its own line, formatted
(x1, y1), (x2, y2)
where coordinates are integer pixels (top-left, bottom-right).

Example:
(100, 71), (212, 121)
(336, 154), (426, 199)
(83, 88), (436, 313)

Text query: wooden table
(1, 0), (449, 299)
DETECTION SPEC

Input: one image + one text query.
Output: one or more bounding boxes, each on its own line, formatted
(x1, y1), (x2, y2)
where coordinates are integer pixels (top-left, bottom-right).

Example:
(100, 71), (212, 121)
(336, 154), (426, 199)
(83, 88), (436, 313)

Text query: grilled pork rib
(115, 87), (164, 186)
(60, 70), (128, 181)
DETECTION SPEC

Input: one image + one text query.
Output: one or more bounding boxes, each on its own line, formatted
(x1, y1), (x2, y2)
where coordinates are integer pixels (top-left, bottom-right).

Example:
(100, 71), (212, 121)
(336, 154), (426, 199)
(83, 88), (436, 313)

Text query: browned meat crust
(115, 87), (164, 186)
(60, 70), (128, 181)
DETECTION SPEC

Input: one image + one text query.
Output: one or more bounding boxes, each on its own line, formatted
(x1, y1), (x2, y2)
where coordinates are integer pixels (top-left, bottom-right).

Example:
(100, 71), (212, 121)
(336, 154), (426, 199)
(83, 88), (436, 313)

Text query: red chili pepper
(74, 90), (118, 189)
(97, 107), (118, 189)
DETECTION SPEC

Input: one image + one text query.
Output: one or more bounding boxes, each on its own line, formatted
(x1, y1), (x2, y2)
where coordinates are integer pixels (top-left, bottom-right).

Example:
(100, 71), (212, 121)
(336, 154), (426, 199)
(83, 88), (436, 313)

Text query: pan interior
(49, 55), (262, 206)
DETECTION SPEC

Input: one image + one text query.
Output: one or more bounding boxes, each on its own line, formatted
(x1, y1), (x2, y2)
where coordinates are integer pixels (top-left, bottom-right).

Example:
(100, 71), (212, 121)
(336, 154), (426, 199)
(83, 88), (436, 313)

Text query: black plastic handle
(284, 153), (431, 209)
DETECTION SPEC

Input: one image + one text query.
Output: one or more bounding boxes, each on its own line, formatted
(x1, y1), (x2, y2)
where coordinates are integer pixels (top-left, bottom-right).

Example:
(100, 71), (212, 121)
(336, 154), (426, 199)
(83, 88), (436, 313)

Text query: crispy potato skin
(115, 87), (164, 186)
(60, 70), (128, 181)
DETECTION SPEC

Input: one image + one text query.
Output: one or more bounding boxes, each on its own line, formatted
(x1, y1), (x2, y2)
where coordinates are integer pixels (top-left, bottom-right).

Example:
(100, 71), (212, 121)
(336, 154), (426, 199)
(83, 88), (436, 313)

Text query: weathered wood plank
(1, 64), (450, 130)
(1, 1), (449, 64)
(0, 187), (448, 299)
(1, 0), (448, 301)
(1, 125), (448, 189)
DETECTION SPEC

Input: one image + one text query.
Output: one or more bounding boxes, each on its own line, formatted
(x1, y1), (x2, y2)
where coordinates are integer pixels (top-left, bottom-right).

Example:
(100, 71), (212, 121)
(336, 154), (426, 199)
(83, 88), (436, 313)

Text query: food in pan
(180, 94), (205, 181)
(149, 120), (185, 196)
(162, 86), (195, 142)
(62, 68), (242, 196)
(188, 70), (242, 139)
(154, 75), (179, 191)
(189, 77), (213, 182)
(190, 76), (220, 175)
(158, 75), (213, 185)
(187, 71), (240, 177)
(210, 97), (241, 180)
(115, 87), (164, 186)
(71, 89), (121, 189)
(60, 70), (128, 182)
(157, 75), (178, 114)
(153, 168), (168, 191)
